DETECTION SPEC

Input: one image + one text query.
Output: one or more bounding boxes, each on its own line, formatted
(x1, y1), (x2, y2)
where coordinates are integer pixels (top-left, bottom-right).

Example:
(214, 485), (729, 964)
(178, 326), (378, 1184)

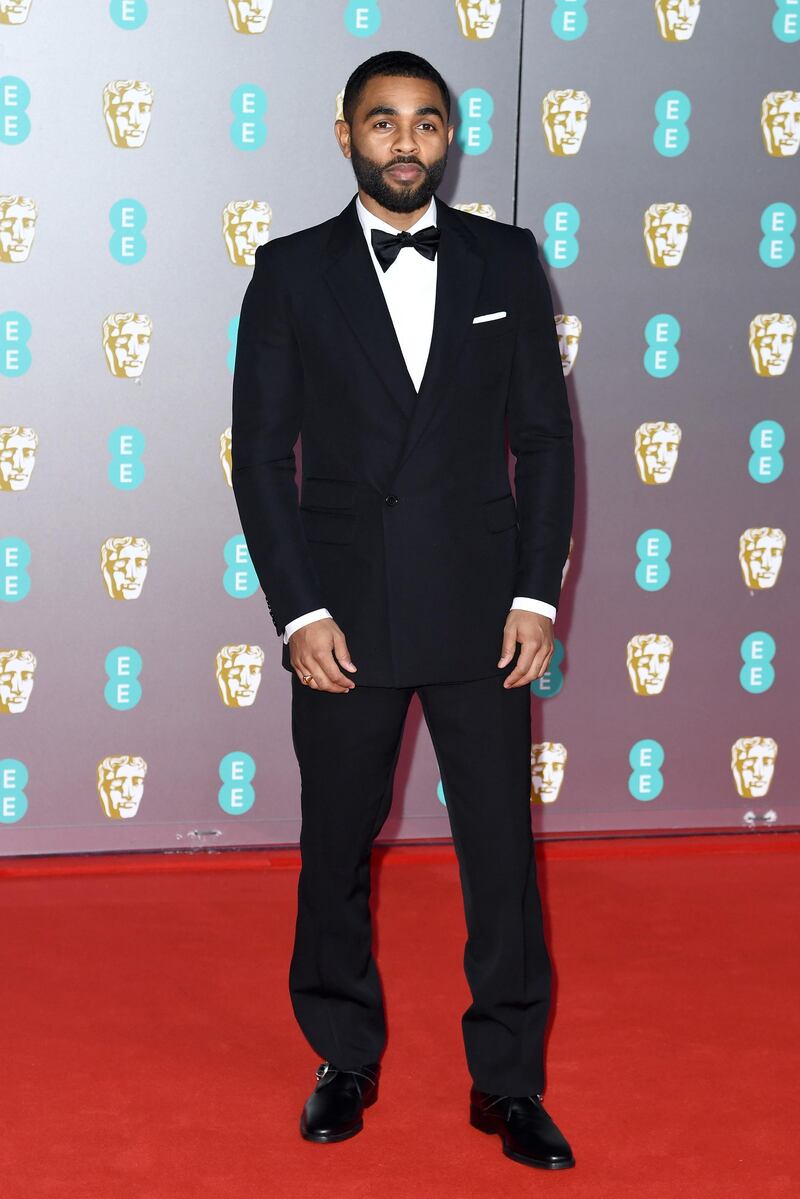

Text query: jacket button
(384, 494), (399, 506)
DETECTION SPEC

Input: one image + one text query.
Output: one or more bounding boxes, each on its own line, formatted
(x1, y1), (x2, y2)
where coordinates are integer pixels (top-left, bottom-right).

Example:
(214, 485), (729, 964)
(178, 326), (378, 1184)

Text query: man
(231, 50), (576, 1171)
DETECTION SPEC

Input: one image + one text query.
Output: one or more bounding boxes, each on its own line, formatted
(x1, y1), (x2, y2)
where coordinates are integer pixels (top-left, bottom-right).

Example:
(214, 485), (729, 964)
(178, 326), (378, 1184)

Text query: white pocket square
(472, 310), (507, 324)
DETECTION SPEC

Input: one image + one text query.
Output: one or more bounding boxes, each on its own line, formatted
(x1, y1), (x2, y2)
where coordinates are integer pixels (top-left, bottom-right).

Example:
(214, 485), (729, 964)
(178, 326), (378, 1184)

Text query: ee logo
(748, 420), (784, 483)
(344, 1), (381, 36)
(740, 632), (776, 694)
(108, 426), (145, 490)
(644, 314), (680, 378)
(654, 91), (690, 157)
(105, 647), (143, 710)
(552, 0), (588, 41)
(0, 760), (28, 824)
(457, 88), (494, 156)
(635, 529), (671, 591)
(1, 311), (32, 378)
(230, 84), (267, 151)
(223, 535), (259, 598)
(543, 203), (580, 268)
(219, 752), (256, 815)
(759, 203), (796, 267)
(628, 739), (664, 802)
(109, 199), (147, 263)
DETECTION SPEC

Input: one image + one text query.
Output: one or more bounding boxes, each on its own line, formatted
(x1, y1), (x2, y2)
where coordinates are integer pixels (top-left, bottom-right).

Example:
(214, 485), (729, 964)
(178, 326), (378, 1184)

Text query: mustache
(383, 156), (427, 171)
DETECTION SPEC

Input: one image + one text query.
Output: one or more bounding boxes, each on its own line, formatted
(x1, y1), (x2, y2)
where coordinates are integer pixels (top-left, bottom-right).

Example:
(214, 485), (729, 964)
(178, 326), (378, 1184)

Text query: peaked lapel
(320, 195), (486, 480)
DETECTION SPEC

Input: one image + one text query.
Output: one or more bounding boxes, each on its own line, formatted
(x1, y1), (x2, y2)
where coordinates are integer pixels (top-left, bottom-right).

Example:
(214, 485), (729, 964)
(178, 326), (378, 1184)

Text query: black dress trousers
(287, 660), (553, 1097)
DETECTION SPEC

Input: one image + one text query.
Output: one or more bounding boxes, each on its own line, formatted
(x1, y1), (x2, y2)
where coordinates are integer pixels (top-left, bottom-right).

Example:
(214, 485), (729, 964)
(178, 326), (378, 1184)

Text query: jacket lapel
(321, 195), (419, 420)
(320, 194), (485, 478)
(389, 198), (484, 480)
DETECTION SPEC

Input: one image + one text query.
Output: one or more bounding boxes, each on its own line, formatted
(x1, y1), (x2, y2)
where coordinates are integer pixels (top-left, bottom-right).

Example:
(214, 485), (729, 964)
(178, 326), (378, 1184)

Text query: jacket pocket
(483, 492), (518, 533)
(300, 476), (357, 510)
(300, 508), (357, 543)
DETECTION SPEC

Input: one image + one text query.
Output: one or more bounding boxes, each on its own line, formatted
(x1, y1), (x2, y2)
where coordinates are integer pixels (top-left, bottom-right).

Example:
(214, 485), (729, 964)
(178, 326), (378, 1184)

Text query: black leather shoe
(299, 1060), (381, 1143)
(470, 1086), (576, 1169)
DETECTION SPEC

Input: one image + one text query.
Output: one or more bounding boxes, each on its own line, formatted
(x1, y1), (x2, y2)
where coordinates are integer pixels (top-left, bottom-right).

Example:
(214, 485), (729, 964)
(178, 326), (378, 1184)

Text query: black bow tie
(370, 224), (441, 271)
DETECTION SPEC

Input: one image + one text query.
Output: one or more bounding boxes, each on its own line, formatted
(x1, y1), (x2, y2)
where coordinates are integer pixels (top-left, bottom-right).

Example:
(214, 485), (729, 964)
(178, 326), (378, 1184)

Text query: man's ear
(334, 118), (352, 158)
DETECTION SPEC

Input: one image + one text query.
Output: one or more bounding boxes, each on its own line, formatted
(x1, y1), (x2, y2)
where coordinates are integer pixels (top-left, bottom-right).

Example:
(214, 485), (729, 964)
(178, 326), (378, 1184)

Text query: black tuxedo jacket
(231, 194), (574, 688)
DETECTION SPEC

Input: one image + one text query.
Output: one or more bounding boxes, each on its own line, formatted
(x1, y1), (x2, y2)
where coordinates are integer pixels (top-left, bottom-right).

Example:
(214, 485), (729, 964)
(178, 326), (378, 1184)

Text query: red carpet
(2, 834), (798, 1198)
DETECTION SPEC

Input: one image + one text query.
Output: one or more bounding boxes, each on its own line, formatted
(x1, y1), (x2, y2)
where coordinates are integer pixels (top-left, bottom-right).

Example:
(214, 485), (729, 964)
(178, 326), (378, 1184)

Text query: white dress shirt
(282, 194), (557, 642)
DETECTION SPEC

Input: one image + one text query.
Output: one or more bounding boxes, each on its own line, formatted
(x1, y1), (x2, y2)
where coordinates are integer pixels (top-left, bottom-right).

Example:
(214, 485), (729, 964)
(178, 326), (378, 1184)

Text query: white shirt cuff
(282, 608), (333, 644)
(510, 596), (557, 623)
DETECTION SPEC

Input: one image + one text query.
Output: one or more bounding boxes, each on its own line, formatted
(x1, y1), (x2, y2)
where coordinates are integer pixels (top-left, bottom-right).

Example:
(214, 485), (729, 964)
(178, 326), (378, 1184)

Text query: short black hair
(342, 50), (451, 126)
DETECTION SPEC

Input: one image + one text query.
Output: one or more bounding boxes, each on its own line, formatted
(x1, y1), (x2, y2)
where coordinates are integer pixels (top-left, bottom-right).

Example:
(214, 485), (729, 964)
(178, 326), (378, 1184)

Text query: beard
(349, 141), (448, 213)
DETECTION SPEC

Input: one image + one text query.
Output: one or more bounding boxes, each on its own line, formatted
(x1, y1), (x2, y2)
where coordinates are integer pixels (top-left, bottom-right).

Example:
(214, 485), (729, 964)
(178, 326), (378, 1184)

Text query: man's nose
(391, 127), (420, 154)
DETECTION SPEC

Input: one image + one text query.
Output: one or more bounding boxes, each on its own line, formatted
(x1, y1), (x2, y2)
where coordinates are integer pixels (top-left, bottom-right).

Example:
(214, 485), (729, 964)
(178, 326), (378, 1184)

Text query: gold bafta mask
(654, 0), (700, 41)
(226, 0), (273, 34)
(335, 87), (345, 122)
(730, 737), (777, 800)
(216, 644), (265, 707)
(0, 425), (38, 491)
(102, 312), (153, 378)
(453, 203), (497, 220)
(0, 0), (33, 25)
(97, 755), (147, 820)
(541, 90), (591, 156)
(748, 313), (796, 377)
(626, 634), (673, 696)
(760, 91), (800, 158)
(555, 315), (581, 376)
(634, 421), (682, 485)
(739, 527), (786, 590)
(223, 200), (272, 266)
(530, 742), (567, 804)
(455, 0), (502, 40)
(103, 80), (154, 149)
(0, 648), (36, 714)
(644, 203), (692, 267)
(101, 536), (151, 600)
(220, 427), (233, 487)
(0, 195), (37, 262)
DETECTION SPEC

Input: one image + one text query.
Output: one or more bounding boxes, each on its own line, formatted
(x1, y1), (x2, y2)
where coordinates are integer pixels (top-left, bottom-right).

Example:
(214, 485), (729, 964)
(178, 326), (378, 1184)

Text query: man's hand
(289, 617), (357, 692)
(498, 609), (554, 688)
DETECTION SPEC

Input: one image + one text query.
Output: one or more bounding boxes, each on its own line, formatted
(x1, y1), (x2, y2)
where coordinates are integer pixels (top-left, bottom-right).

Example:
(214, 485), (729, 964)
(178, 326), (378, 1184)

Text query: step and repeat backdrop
(1, 2), (797, 855)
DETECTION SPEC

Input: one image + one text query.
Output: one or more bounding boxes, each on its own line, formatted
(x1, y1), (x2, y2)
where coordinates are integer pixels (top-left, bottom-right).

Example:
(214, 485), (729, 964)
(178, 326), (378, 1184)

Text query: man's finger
(504, 641), (538, 687)
(332, 630), (357, 672)
(312, 649), (355, 691)
(497, 626), (518, 667)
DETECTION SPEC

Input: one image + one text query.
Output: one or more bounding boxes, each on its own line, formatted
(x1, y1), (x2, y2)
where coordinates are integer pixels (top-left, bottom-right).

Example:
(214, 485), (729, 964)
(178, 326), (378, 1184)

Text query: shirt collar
(355, 192), (437, 240)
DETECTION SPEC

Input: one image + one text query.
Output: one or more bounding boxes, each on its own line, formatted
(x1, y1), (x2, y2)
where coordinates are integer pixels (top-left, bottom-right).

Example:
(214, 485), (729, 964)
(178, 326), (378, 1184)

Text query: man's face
(336, 75), (453, 214)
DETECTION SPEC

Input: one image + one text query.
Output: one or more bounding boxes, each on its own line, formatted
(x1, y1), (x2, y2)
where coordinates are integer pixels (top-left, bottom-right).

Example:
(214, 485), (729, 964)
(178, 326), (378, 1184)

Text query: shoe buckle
(315, 1061), (333, 1082)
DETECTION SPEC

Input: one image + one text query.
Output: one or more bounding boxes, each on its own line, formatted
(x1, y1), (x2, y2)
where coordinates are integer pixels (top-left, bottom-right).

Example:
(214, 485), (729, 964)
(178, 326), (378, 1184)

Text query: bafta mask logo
(556, 315), (582, 376)
(654, 0), (701, 41)
(644, 203), (692, 267)
(97, 755), (147, 820)
(223, 200), (272, 266)
(0, 648), (36, 714)
(626, 634), (673, 696)
(731, 736), (777, 800)
(739, 527), (786, 590)
(226, 0), (273, 34)
(0, 195), (37, 262)
(220, 426), (233, 487)
(541, 90), (591, 156)
(0, 425), (38, 491)
(748, 313), (796, 377)
(760, 91), (800, 158)
(453, 202), (497, 220)
(102, 312), (152, 378)
(335, 88), (345, 122)
(455, 0), (502, 40)
(634, 421), (682, 485)
(216, 643), (265, 707)
(530, 742), (567, 804)
(101, 536), (151, 600)
(103, 80), (153, 149)
(0, 0), (32, 25)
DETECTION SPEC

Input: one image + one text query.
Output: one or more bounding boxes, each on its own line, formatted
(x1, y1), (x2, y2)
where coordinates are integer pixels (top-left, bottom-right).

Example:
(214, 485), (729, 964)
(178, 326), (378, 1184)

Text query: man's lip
(386, 164), (422, 178)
